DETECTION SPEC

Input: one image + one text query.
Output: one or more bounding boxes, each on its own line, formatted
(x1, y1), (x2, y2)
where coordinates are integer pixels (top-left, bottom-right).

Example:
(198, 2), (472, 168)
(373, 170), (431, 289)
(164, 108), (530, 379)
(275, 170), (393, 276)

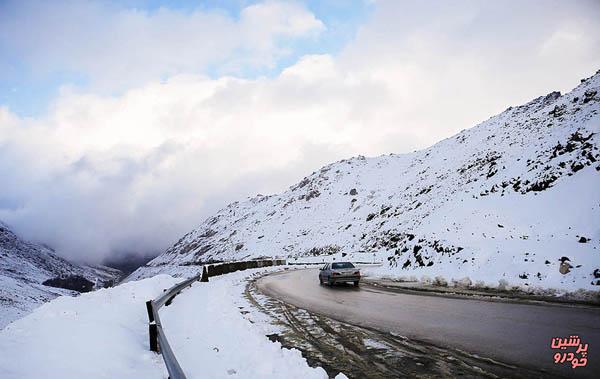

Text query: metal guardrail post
(149, 322), (159, 353)
(146, 300), (154, 323)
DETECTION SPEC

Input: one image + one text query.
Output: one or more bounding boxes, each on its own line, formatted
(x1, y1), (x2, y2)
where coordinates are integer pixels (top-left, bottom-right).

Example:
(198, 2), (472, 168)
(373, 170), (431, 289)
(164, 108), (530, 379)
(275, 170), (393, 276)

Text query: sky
(0, 0), (599, 264)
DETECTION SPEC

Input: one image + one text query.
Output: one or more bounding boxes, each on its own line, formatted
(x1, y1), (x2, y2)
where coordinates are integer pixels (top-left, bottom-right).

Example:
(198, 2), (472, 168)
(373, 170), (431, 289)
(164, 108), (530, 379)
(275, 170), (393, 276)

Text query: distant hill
(0, 222), (122, 328)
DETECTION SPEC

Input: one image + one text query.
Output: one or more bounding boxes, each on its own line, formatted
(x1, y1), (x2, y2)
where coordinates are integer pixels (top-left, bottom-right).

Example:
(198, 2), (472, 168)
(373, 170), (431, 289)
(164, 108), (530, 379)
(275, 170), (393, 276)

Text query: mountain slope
(0, 222), (122, 328)
(130, 70), (600, 291)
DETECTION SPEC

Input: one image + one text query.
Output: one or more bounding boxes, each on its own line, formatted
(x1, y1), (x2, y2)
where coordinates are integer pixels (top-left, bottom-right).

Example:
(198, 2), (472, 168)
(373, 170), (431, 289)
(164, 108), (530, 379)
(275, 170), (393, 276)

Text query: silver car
(319, 262), (361, 286)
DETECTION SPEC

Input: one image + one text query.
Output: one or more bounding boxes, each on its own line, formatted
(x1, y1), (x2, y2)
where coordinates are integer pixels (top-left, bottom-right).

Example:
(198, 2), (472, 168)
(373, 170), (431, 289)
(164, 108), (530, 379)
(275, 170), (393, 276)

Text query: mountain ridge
(129, 70), (600, 291)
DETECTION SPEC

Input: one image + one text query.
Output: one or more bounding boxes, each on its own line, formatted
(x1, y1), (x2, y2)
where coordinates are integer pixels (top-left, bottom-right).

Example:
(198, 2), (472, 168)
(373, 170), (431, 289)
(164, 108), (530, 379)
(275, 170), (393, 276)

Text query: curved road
(257, 268), (600, 378)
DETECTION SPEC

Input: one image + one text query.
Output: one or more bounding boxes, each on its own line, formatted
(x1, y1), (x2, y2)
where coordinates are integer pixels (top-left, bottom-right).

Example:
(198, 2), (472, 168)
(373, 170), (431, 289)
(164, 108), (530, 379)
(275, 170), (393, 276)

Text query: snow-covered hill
(0, 222), (122, 328)
(131, 70), (600, 291)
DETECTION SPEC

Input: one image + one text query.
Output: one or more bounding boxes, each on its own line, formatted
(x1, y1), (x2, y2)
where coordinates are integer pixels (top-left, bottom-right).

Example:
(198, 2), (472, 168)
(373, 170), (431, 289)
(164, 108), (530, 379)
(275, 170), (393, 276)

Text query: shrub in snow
(452, 277), (472, 288)
(420, 275), (432, 285)
(474, 280), (486, 288)
(498, 279), (509, 291)
(434, 276), (448, 287)
(397, 275), (418, 283)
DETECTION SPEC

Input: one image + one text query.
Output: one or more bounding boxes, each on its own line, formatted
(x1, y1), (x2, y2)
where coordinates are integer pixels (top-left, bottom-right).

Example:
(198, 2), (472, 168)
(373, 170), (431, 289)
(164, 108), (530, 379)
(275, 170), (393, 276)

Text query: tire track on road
(245, 274), (553, 379)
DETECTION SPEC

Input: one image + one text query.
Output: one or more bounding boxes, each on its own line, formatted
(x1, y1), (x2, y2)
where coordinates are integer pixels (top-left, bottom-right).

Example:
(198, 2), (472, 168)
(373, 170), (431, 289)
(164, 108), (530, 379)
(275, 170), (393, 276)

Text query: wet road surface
(257, 269), (600, 378)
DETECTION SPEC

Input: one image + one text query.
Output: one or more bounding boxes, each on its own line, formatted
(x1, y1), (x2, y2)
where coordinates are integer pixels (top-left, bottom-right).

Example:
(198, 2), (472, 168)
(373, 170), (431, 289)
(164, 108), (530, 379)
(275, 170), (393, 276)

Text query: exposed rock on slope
(130, 71), (600, 291)
(0, 222), (122, 328)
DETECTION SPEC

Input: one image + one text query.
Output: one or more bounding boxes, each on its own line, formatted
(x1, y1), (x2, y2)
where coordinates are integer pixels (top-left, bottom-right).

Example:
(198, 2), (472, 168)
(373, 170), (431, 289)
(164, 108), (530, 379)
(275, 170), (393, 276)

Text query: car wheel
(353, 281), (359, 286)
(328, 277), (334, 286)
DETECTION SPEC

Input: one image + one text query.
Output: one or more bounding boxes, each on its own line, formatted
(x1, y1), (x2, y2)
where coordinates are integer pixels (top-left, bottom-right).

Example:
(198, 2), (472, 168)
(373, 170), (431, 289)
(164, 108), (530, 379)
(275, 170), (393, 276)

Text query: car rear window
(331, 262), (355, 269)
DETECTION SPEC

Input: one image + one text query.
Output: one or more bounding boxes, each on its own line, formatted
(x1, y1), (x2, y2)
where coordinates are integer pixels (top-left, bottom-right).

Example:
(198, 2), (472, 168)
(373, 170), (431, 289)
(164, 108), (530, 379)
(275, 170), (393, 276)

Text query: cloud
(0, 0), (599, 263)
(0, 64), (380, 262)
(0, 0), (324, 90)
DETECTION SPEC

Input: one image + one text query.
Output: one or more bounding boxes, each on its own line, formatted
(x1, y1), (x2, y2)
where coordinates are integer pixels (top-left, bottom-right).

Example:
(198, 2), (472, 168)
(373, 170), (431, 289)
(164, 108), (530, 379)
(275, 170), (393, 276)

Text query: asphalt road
(257, 269), (600, 378)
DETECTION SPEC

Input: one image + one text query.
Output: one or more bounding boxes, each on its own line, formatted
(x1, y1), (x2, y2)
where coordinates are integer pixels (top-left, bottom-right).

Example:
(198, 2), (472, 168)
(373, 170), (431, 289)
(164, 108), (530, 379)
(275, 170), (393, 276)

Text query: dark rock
(571, 161), (585, 172)
(304, 189), (321, 201)
(544, 91), (561, 102)
(266, 333), (282, 343)
(43, 275), (94, 292)
(583, 89), (597, 103)
(549, 104), (567, 117)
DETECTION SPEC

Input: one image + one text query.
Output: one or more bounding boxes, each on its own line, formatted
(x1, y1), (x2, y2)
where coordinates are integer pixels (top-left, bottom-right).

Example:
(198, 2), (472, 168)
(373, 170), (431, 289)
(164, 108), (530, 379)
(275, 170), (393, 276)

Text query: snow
(0, 275), (175, 378)
(0, 275), (73, 329)
(161, 268), (329, 378)
(0, 222), (122, 329)
(131, 71), (600, 292)
(0, 268), (332, 379)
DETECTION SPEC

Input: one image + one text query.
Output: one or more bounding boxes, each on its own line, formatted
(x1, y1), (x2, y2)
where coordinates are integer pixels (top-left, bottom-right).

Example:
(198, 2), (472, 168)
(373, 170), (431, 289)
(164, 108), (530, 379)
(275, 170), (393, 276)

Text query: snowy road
(257, 269), (600, 378)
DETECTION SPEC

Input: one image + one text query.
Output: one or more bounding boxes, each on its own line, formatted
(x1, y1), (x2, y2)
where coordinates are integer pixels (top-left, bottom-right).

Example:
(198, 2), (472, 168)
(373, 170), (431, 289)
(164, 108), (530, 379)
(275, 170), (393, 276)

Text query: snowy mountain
(130, 70), (600, 291)
(0, 222), (122, 328)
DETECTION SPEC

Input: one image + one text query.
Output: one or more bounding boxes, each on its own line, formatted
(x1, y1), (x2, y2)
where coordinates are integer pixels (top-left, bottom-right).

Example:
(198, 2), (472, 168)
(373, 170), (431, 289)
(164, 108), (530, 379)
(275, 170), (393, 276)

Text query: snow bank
(0, 269), (330, 379)
(0, 275), (176, 378)
(159, 268), (329, 379)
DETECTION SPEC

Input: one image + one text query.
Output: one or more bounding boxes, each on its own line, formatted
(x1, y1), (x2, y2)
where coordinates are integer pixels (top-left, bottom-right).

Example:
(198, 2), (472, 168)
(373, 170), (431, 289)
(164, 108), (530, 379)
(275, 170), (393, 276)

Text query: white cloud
(0, 0), (324, 90)
(1, 0), (599, 263)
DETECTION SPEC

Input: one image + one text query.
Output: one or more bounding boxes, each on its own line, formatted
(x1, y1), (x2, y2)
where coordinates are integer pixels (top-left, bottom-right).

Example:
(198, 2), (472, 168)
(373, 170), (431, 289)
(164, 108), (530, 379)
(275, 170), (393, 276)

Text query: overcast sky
(1, 0), (599, 264)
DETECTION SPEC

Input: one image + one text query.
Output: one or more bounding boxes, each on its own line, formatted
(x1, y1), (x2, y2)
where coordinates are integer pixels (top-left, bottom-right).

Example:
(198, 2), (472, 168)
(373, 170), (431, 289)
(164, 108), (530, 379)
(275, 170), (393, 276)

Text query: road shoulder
(362, 277), (600, 308)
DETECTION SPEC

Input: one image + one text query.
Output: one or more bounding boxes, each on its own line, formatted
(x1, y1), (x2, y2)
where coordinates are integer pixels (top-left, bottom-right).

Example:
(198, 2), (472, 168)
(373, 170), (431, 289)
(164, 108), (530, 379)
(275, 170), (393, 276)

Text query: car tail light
(332, 272), (339, 276)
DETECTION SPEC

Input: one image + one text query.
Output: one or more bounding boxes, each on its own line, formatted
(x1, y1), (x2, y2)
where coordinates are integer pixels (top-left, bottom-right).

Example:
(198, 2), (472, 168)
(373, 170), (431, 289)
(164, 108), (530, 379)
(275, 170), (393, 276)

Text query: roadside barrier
(287, 261), (382, 266)
(145, 259), (286, 379)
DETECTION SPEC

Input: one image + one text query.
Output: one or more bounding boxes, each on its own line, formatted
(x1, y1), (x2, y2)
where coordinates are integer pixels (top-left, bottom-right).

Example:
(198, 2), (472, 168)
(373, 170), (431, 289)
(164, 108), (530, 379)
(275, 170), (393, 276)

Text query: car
(319, 262), (361, 286)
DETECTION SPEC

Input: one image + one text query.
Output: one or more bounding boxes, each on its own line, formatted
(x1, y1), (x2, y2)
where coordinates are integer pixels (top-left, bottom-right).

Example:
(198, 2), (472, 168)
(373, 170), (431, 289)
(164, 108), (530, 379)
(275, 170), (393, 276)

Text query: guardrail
(287, 261), (382, 265)
(145, 259), (286, 379)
